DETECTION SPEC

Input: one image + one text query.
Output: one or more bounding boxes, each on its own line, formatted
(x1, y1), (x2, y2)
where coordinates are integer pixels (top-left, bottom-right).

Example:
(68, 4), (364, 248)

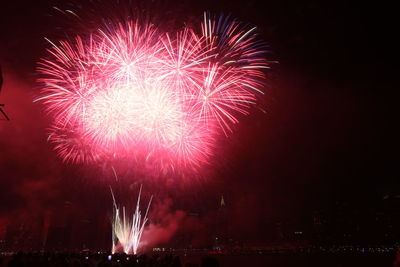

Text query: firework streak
(110, 186), (152, 254)
(37, 12), (269, 174)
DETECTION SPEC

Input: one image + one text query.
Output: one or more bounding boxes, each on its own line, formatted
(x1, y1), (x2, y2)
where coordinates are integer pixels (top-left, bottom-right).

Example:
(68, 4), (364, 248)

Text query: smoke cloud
(140, 198), (186, 251)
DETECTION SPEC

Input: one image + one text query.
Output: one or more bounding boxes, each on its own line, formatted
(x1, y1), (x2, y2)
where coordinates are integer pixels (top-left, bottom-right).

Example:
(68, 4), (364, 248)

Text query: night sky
(0, 0), (398, 250)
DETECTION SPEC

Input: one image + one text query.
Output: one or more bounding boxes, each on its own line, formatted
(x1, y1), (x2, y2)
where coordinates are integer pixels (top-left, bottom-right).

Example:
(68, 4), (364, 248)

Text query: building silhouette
(213, 195), (228, 250)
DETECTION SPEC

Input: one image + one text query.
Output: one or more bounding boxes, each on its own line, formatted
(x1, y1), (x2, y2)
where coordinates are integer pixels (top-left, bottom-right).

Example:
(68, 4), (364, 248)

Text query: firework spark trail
(111, 186), (152, 254)
(37, 12), (269, 173)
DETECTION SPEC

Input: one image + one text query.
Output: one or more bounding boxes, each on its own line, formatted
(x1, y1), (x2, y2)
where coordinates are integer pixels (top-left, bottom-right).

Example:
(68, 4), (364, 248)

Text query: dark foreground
(0, 250), (398, 267)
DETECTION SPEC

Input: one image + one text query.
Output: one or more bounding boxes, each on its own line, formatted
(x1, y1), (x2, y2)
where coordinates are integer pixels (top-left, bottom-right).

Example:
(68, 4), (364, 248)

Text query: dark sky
(0, 0), (398, 250)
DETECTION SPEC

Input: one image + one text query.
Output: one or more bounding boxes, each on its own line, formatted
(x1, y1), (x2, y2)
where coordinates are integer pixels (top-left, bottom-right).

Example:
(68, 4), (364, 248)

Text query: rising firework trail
(36, 10), (270, 175)
(110, 186), (152, 254)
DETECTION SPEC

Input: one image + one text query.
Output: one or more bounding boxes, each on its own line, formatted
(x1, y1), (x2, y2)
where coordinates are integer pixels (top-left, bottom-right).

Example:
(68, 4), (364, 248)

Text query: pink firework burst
(36, 12), (269, 174)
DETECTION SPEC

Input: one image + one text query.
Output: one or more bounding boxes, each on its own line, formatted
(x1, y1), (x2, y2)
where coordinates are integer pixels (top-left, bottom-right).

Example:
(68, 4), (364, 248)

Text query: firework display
(111, 187), (152, 255)
(37, 12), (269, 173)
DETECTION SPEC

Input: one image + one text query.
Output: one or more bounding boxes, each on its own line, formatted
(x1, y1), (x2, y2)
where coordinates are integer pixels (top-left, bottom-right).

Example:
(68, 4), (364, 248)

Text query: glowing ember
(36, 12), (269, 174)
